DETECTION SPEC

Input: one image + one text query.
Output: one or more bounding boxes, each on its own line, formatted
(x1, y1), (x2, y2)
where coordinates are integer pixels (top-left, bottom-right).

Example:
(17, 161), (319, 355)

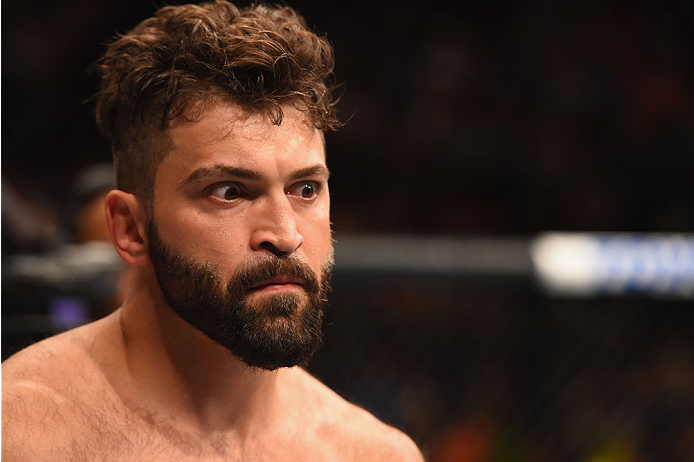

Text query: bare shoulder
(2, 317), (109, 389)
(2, 320), (115, 461)
(333, 399), (424, 462)
(289, 369), (425, 462)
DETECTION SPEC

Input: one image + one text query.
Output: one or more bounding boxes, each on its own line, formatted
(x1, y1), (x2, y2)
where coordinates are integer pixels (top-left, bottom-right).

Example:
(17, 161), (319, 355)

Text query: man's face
(147, 103), (333, 370)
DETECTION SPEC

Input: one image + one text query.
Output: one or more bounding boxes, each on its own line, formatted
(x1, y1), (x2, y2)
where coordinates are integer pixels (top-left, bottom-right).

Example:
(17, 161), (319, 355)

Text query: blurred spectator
(2, 163), (127, 359)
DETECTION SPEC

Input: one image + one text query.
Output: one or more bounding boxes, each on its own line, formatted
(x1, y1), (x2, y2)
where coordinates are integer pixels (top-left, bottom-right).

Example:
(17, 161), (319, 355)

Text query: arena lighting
(333, 233), (694, 299)
(531, 233), (694, 298)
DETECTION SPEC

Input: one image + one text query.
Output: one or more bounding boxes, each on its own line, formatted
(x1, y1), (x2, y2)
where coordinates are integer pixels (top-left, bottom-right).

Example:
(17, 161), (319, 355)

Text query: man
(2, 2), (424, 460)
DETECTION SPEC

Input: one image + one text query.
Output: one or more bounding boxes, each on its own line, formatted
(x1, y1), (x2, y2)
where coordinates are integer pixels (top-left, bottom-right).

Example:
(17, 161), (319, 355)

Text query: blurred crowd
(323, 0), (694, 234)
(311, 279), (693, 462)
(3, 1), (694, 246)
(2, 1), (693, 461)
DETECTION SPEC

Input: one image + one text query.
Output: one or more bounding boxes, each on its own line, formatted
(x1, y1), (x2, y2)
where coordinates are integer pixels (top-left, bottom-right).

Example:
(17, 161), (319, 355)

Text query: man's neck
(112, 267), (284, 438)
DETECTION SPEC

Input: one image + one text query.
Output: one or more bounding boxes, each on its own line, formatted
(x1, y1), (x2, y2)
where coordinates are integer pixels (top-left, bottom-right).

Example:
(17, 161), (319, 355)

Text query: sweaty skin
(2, 104), (424, 462)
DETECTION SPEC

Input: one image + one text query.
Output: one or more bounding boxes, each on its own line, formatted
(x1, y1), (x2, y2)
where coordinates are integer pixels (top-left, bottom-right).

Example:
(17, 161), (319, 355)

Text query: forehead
(162, 102), (325, 171)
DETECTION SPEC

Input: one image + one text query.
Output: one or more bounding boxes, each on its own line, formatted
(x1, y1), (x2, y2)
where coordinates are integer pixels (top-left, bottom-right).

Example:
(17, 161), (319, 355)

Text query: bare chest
(57, 405), (342, 462)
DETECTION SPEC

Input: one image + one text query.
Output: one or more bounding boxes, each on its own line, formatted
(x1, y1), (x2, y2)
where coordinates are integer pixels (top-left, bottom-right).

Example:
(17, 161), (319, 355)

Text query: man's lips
(250, 276), (305, 291)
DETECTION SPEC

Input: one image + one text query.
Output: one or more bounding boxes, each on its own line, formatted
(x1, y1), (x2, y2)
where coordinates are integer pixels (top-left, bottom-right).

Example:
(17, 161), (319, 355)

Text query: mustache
(231, 255), (320, 295)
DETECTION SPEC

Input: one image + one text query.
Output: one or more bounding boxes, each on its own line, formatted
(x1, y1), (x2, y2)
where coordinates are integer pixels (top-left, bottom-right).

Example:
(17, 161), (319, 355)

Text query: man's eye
(208, 182), (241, 201)
(288, 181), (319, 200)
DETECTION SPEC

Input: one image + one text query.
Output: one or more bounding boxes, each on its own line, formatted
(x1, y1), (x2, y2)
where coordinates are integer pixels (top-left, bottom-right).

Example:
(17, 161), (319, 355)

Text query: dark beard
(146, 221), (333, 371)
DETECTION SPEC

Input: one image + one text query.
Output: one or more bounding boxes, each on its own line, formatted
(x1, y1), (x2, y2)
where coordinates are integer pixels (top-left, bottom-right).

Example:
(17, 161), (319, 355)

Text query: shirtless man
(2, 2), (424, 460)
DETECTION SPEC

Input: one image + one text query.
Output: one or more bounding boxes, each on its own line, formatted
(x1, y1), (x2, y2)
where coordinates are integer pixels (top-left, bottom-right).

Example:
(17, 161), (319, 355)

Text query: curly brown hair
(93, 0), (341, 205)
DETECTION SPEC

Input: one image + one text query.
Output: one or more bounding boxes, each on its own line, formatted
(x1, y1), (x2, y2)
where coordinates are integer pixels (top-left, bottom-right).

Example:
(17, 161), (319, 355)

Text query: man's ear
(105, 190), (150, 265)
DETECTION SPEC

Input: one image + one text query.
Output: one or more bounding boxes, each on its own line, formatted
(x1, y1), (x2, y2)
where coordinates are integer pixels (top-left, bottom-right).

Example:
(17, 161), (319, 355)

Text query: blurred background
(2, 1), (693, 461)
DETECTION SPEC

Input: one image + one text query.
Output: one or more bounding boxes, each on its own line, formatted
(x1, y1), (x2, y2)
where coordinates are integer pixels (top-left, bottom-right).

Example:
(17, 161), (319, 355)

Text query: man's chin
(196, 293), (323, 370)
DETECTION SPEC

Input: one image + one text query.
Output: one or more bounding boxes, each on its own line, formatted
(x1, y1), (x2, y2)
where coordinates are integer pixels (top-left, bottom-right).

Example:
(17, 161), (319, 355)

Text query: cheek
(155, 207), (248, 260)
(196, 225), (247, 259)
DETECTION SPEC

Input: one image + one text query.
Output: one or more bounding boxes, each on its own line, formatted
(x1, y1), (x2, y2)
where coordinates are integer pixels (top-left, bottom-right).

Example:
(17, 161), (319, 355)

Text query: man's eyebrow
(181, 165), (262, 185)
(290, 165), (331, 181)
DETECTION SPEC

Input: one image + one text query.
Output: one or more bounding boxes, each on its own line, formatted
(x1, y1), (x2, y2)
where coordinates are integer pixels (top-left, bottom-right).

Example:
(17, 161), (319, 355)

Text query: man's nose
(249, 193), (303, 255)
